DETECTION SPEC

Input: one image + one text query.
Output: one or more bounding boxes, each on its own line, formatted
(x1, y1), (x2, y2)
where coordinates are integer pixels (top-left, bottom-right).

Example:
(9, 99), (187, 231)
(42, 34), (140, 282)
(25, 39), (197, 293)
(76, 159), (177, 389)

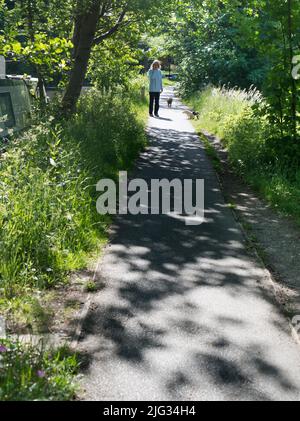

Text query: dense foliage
(164, 0), (300, 169)
(0, 81), (148, 298)
(189, 86), (300, 225)
(0, 0), (173, 108)
(169, 2), (268, 94)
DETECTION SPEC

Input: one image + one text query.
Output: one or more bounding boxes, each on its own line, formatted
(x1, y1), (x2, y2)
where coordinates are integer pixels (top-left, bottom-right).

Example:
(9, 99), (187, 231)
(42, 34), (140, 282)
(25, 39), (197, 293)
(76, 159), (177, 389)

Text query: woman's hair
(150, 60), (161, 70)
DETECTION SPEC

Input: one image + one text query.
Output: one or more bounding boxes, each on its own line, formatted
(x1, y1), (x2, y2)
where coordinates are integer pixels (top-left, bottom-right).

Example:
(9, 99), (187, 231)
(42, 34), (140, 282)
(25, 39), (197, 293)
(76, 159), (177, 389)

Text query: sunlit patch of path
(79, 87), (300, 401)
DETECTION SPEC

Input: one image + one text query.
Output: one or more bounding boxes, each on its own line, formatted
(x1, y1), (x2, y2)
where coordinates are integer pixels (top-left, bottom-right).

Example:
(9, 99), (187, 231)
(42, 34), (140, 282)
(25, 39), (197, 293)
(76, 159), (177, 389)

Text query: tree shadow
(78, 123), (300, 401)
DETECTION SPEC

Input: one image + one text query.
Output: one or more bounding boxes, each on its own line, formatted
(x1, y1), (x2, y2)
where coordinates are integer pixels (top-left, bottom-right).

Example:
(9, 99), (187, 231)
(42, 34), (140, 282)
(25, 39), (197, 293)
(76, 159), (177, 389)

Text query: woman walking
(148, 60), (163, 117)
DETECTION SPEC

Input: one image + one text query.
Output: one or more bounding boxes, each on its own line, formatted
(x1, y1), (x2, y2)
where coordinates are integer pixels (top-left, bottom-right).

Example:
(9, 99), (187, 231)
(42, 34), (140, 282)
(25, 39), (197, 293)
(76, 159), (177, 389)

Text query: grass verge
(187, 86), (300, 226)
(0, 80), (148, 330)
(0, 339), (78, 401)
(0, 79), (148, 400)
(198, 132), (222, 173)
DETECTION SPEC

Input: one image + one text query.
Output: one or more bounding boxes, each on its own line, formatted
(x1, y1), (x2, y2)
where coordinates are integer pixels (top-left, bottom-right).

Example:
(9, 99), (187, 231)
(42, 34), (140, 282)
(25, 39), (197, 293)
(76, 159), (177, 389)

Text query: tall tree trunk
(61, 1), (100, 114)
(287, 0), (297, 141)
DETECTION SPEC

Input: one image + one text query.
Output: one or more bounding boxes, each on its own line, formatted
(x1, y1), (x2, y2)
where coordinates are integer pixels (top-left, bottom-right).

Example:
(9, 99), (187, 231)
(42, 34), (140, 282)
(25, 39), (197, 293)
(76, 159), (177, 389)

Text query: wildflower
(0, 344), (7, 353)
(37, 370), (46, 378)
(49, 158), (57, 167)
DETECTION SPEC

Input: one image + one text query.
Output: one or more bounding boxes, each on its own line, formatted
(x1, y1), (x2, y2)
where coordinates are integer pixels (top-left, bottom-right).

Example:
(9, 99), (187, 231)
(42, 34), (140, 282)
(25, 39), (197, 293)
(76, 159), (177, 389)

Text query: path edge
(199, 129), (300, 347)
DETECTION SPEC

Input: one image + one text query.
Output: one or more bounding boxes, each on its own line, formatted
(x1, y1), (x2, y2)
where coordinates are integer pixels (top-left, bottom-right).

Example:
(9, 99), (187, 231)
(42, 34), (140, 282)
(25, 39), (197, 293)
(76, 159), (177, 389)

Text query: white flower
(49, 158), (57, 167)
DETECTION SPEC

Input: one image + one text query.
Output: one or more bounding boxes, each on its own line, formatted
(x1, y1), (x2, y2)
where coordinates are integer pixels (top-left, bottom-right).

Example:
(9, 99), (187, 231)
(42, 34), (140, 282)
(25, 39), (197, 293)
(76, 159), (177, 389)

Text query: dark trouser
(149, 92), (160, 115)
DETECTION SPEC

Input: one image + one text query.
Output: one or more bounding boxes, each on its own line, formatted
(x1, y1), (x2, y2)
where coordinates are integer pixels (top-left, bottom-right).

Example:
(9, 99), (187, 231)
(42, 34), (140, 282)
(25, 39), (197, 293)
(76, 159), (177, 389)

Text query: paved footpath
(80, 87), (300, 401)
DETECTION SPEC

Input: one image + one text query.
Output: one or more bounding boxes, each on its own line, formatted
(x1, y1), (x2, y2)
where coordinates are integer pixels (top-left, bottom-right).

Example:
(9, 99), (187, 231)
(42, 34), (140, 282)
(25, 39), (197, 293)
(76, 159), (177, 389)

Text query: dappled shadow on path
(79, 122), (300, 401)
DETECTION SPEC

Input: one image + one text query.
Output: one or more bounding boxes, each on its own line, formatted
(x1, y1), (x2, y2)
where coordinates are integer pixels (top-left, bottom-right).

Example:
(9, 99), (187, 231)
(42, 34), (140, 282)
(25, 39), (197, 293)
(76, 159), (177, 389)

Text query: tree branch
(93, 9), (127, 45)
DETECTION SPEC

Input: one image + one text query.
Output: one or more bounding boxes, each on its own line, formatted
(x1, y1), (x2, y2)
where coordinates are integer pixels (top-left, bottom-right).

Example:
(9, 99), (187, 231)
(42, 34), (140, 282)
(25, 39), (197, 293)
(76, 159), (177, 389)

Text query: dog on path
(183, 110), (200, 120)
(167, 98), (173, 108)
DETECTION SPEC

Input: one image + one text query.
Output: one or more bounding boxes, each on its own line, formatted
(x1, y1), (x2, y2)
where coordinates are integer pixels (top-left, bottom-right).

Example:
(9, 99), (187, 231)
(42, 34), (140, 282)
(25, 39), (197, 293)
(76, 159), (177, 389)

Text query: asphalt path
(80, 87), (300, 401)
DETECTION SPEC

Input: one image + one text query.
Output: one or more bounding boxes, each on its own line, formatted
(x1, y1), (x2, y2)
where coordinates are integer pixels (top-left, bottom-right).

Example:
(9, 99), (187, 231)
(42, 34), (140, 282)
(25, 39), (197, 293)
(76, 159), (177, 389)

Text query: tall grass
(0, 81), (148, 298)
(188, 86), (300, 225)
(188, 85), (263, 138)
(0, 339), (78, 401)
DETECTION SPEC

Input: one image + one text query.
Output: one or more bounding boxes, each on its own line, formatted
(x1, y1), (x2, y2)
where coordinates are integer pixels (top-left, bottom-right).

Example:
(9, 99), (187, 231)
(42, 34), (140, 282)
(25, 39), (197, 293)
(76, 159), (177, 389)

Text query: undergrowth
(188, 86), (300, 225)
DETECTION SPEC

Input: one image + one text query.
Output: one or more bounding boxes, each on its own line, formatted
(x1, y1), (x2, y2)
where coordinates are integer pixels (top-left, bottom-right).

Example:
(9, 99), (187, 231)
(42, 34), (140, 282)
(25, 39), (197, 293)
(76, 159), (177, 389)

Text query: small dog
(167, 98), (173, 108)
(183, 110), (200, 120)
